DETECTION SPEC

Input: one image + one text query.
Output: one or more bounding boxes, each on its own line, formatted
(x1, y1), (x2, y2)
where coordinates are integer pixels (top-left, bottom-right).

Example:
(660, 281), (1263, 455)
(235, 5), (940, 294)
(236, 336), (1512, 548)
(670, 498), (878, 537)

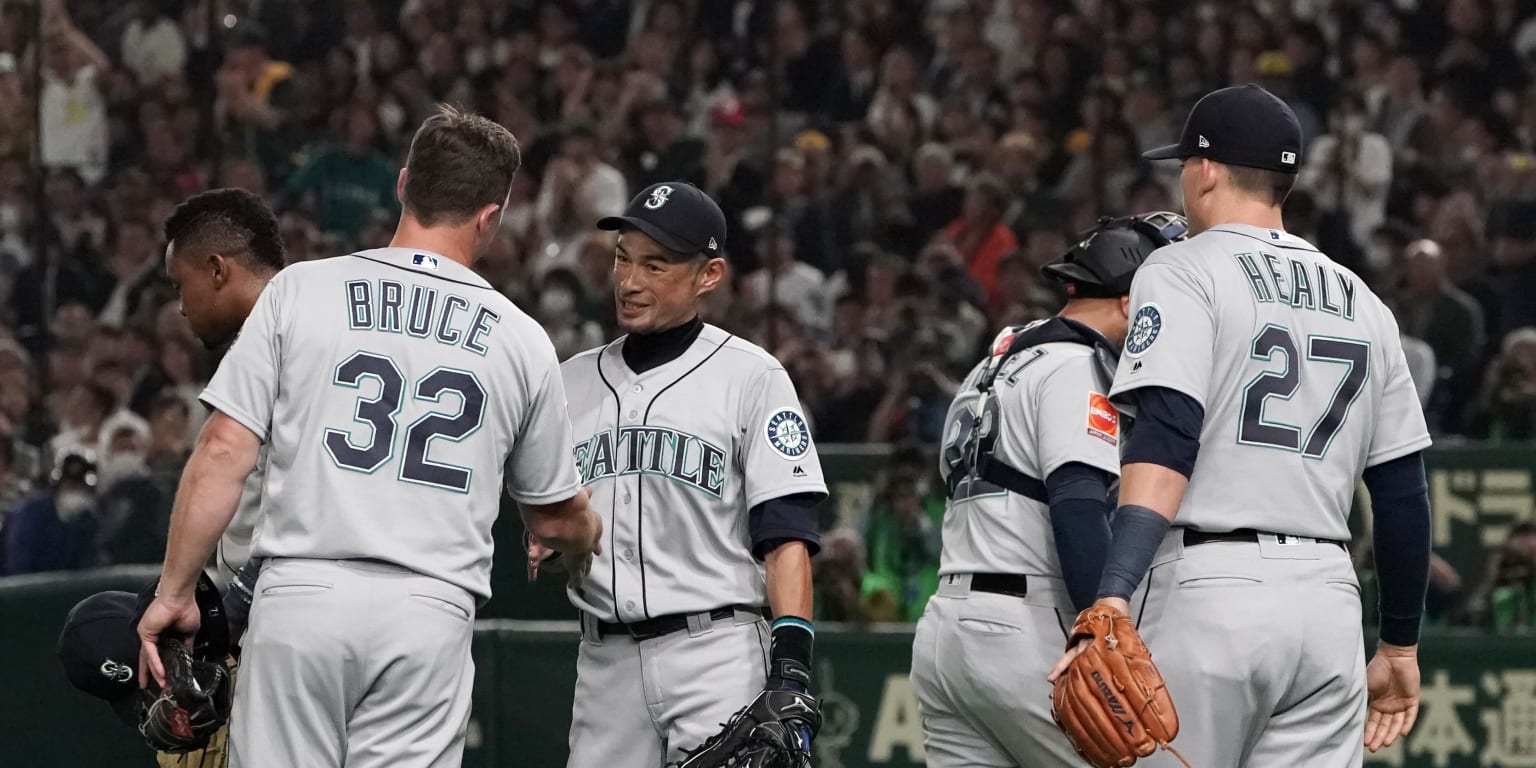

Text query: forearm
(765, 541), (814, 620)
(764, 541), (816, 690)
(521, 491), (595, 553)
(161, 428), (258, 599)
(1365, 452), (1432, 646)
(1046, 463), (1113, 612)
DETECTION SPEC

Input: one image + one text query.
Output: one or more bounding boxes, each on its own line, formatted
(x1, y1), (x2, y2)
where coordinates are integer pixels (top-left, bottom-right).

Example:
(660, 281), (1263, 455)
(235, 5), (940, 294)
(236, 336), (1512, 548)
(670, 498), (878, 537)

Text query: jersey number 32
(324, 350), (487, 493)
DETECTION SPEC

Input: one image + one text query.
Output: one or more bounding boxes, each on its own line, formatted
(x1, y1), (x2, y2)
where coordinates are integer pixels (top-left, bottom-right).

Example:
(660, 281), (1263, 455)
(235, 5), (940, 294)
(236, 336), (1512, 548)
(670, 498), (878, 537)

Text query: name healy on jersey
(343, 279), (502, 352)
(574, 427), (728, 498)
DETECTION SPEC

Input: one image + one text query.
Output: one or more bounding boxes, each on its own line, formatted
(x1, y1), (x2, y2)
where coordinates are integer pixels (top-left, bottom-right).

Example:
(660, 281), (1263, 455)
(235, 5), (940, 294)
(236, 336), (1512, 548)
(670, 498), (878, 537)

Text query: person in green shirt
(863, 464), (945, 622)
(280, 104), (400, 249)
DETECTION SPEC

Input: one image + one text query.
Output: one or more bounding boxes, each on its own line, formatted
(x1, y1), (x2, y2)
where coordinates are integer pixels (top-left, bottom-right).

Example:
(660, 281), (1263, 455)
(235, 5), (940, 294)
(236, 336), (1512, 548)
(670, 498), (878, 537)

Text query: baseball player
(137, 104), (603, 768)
(1049, 84), (1431, 767)
(911, 212), (1190, 768)
(534, 181), (828, 768)
(161, 187), (287, 637)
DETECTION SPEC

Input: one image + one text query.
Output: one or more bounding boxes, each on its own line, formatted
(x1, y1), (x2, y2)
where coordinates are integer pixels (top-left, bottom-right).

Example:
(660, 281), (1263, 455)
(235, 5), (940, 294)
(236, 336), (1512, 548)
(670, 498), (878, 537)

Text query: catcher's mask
(1041, 211), (1190, 298)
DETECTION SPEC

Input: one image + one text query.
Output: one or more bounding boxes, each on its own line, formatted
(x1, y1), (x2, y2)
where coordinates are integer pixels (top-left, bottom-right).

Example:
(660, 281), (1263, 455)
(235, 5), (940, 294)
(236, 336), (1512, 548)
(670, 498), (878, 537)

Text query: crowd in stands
(0, 0), (1534, 630)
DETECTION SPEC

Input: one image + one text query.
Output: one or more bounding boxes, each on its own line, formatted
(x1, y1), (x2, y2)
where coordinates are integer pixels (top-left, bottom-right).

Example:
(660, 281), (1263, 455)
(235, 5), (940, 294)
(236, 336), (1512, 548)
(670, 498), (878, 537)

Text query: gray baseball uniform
(200, 246), (581, 768)
(911, 321), (1122, 768)
(559, 323), (827, 767)
(1111, 224), (1431, 768)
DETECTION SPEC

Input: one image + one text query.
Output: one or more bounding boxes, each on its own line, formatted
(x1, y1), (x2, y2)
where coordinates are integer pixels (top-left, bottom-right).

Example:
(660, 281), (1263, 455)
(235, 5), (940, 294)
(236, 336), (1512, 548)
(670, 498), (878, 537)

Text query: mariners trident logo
(1125, 303), (1163, 358)
(645, 185), (673, 209)
(765, 409), (811, 459)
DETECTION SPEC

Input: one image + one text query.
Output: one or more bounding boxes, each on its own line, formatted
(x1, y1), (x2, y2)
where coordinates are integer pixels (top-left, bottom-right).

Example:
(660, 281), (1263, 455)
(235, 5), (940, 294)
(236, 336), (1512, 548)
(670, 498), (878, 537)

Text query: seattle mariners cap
(58, 590), (144, 724)
(598, 182), (727, 259)
(1142, 84), (1303, 174)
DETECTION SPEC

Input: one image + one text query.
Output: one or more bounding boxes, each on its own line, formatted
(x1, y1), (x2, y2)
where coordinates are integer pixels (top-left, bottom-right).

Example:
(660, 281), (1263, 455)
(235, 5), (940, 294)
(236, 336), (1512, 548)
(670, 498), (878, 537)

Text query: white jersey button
(632, 385), (643, 393)
(623, 549), (634, 560)
(625, 601), (635, 611)
(623, 492), (632, 504)
(628, 410), (638, 419)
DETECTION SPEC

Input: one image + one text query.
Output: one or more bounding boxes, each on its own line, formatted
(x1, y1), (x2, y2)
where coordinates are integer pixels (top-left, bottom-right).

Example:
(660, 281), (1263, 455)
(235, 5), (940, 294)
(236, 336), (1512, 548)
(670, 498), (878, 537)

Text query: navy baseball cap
(58, 590), (145, 725)
(1142, 84), (1303, 174)
(598, 182), (727, 259)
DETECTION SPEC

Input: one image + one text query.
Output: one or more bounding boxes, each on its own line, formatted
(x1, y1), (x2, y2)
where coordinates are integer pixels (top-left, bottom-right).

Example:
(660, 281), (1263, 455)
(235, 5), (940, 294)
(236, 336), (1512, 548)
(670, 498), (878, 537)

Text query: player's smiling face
(612, 230), (725, 334)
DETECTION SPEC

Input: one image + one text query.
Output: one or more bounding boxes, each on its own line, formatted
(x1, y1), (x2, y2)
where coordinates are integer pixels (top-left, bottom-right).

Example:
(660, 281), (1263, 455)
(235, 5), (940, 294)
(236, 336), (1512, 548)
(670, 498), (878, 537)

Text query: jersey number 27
(324, 350), (487, 493)
(1239, 325), (1368, 459)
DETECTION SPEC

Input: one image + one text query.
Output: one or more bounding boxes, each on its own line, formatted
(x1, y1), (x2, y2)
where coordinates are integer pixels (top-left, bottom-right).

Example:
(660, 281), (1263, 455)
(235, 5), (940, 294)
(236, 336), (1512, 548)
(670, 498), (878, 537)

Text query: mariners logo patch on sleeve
(1087, 393), (1119, 444)
(765, 409), (811, 459)
(1125, 303), (1162, 358)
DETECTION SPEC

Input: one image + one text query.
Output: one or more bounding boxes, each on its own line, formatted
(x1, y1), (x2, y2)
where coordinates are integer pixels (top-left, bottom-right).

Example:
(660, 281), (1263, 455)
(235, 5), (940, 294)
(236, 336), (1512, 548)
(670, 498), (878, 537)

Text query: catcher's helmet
(1041, 211), (1189, 298)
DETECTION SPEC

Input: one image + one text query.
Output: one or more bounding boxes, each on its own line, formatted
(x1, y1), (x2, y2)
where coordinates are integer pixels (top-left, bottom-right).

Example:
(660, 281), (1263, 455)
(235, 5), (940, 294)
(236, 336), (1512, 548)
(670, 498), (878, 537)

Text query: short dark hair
(164, 188), (285, 273)
(402, 104), (522, 227)
(1227, 165), (1296, 206)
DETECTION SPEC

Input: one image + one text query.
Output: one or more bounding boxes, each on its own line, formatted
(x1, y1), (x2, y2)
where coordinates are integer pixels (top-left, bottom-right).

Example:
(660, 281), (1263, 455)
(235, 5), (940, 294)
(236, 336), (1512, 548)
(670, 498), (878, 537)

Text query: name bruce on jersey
(343, 280), (501, 353)
(1234, 252), (1357, 319)
(575, 427), (727, 498)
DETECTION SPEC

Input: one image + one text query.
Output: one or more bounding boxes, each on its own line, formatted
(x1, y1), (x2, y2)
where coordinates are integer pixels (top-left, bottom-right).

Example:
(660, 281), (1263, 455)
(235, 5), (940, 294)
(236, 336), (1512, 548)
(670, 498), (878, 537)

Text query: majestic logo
(792, 465), (807, 477)
(574, 427), (727, 497)
(1280, 151), (1297, 165)
(412, 253), (439, 271)
(1087, 393), (1118, 445)
(645, 185), (673, 209)
(100, 659), (132, 683)
(765, 409), (811, 460)
(1197, 135), (1210, 148)
(1124, 303), (1162, 358)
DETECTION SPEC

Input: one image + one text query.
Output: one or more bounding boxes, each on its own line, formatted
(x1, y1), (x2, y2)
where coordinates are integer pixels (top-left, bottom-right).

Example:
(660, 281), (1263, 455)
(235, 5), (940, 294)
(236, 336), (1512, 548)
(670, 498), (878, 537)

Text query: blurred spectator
(534, 122), (627, 278)
(944, 173), (1017, 305)
(1397, 239), (1486, 429)
(1470, 327), (1536, 441)
(812, 527), (885, 623)
(216, 26), (299, 183)
(535, 268), (603, 361)
(1297, 92), (1393, 262)
(119, 0), (186, 87)
(91, 416), (173, 567)
(39, 1), (110, 183)
(1, 450), (98, 575)
(281, 103), (400, 247)
(859, 445), (944, 622)
(1466, 522), (1536, 631)
(741, 225), (830, 334)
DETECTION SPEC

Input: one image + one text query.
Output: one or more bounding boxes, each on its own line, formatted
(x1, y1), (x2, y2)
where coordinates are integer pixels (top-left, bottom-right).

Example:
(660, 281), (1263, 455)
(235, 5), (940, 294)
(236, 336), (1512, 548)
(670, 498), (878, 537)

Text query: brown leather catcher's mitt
(1050, 606), (1189, 768)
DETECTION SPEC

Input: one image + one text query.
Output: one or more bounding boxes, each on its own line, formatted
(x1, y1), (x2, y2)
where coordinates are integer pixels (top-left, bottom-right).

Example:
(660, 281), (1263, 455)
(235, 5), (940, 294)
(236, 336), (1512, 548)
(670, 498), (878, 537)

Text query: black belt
(1183, 528), (1347, 550)
(595, 605), (761, 641)
(969, 573), (1030, 598)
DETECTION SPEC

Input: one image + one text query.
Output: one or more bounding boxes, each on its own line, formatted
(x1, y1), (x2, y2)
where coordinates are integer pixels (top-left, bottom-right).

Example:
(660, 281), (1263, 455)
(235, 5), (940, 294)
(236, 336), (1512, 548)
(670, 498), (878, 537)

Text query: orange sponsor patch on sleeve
(1087, 392), (1118, 444)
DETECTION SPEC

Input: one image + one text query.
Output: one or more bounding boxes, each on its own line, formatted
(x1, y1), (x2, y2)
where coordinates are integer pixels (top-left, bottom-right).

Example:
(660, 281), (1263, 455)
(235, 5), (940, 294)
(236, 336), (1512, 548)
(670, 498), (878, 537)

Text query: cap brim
(1141, 143), (1186, 161)
(1041, 261), (1097, 284)
(596, 216), (699, 257)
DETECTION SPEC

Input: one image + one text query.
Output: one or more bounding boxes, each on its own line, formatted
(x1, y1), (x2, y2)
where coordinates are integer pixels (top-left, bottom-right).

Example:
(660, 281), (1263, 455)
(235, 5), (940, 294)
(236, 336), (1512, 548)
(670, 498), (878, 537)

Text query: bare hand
(1365, 643), (1420, 752)
(136, 593), (202, 690)
(1047, 637), (1091, 683)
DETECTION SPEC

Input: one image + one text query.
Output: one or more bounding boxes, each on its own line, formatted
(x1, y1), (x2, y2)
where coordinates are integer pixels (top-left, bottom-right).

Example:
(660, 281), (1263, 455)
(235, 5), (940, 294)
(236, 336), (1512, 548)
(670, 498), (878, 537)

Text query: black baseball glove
(138, 640), (233, 753)
(672, 689), (821, 768)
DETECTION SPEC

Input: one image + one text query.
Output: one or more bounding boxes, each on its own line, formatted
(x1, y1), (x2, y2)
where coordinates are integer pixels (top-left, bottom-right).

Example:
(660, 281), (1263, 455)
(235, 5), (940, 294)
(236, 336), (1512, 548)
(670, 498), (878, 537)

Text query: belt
(595, 605), (761, 641)
(969, 573), (1030, 598)
(1182, 528), (1347, 550)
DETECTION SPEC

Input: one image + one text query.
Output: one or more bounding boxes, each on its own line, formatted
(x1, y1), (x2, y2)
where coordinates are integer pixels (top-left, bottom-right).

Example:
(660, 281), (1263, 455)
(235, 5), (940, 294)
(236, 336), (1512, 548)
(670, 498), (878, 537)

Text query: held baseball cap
(57, 590), (146, 725)
(598, 182), (727, 259)
(1142, 84), (1303, 173)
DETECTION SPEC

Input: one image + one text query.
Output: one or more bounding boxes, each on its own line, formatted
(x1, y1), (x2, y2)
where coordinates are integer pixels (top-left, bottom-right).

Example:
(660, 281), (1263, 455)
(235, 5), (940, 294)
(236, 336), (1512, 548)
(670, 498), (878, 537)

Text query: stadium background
(0, 0), (1534, 764)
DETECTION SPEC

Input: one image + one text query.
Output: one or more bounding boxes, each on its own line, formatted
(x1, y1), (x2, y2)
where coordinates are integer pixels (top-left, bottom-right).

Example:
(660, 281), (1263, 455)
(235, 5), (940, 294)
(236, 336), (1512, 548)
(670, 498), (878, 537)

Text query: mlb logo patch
(1269, 230), (1281, 240)
(1087, 393), (1118, 445)
(412, 253), (439, 271)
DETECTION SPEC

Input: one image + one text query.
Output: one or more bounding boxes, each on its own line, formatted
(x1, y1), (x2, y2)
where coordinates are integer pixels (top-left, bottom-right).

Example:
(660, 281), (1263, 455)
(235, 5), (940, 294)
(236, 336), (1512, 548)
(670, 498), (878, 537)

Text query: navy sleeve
(1120, 386), (1204, 477)
(1046, 462), (1113, 612)
(1362, 451), (1431, 646)
(750, 492), (825, 559)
